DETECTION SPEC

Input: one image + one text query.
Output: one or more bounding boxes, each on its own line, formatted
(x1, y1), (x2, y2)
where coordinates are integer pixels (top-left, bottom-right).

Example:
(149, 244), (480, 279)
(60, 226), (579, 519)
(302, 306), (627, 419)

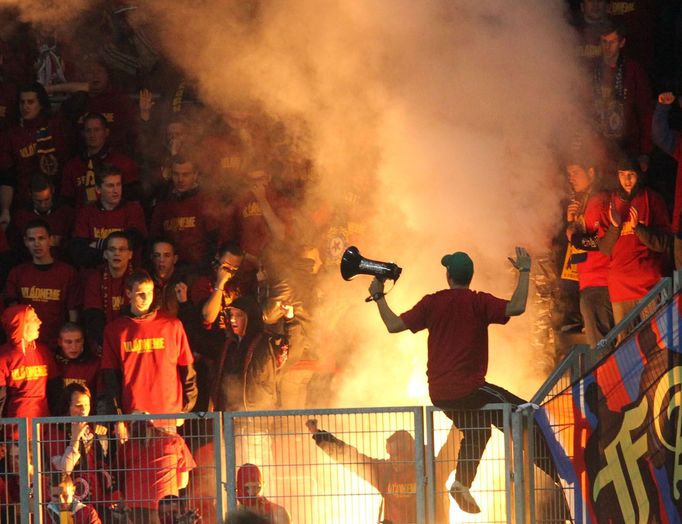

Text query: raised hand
(507, 246), (530, 272)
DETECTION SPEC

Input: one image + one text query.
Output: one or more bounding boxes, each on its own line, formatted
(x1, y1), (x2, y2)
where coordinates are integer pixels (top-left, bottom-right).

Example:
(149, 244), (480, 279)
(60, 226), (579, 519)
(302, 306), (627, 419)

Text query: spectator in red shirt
(98, 269), (197, 427)
(235, 463), (290, 524)
(564, 157), (614, 347)
(597, 158), (671, 328)
(5, 219), (80, 347)
(0, 305), (58, 422)
(70, 165), (146, 268)
(592, 21), (653, 170)
(221, 164), (291, 274)
(150, 156), (218, 269)
(81, 231), (134, 355)
(7, 173), (75, 262)
(60, 59), (137, 155)
(0, 82), (71, 228)
(148, 237), (183, 317)
(369, 248), (564, 514)
(61, 112), (140, 208)
(118, 419), (196, 524)
(54, 322), (100, 398)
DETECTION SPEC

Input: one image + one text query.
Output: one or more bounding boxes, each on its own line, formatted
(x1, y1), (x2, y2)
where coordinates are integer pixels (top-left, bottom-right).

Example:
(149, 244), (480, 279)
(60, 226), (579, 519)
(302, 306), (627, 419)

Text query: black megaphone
(340, 246), (402, 282)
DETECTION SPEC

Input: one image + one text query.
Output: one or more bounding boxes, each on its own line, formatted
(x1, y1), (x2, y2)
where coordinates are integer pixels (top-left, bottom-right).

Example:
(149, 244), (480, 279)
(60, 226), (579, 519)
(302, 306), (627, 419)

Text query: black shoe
(449, 480), (481, 514)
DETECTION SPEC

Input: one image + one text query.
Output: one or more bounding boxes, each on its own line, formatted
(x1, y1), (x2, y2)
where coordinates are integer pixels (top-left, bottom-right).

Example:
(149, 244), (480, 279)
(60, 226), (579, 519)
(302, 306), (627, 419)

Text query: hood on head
(230, 295), (263, 337)
(1, 305), (33, 344)
(236, 463), (262, 503)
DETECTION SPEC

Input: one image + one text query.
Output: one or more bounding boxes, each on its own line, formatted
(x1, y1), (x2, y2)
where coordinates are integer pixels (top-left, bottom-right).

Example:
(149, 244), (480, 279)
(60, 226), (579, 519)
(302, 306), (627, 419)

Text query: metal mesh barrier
(33, 412), (223, 523)
(0, 419), (30, 524)
(426, 405), (512, 524)
(0, 402), (571, 522)
(225, 408), (425, 524)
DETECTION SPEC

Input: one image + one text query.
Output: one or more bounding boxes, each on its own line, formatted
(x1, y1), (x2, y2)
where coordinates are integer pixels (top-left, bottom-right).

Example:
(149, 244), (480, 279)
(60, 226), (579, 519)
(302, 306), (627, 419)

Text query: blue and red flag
(537, 294), (682, 523)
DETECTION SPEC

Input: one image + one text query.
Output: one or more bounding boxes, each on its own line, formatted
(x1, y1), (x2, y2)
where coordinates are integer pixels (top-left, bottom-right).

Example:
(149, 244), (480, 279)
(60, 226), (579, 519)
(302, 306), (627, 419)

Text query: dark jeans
(579, 285), (614, 348)
(433, 383), (558, 488)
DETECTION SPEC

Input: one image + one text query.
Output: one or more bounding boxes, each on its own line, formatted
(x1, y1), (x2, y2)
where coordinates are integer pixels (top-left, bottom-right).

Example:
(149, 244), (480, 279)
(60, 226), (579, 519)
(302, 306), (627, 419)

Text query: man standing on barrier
(368, 247), (558, 514)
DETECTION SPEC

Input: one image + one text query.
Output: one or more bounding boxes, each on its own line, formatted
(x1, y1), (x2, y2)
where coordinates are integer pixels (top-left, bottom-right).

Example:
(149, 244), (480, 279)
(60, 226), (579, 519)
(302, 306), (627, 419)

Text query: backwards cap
(441, 251), (474, 284)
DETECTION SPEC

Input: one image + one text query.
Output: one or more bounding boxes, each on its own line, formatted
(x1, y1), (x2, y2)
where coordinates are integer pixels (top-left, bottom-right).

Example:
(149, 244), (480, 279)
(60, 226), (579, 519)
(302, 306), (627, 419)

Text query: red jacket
(598, 187), (670, 301)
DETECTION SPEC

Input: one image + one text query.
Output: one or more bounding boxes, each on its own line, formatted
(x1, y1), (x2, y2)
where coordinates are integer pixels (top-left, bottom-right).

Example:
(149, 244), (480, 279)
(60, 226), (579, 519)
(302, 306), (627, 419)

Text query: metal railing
(0, 403), (569, 523)
(527, 272), (682, 524)
(28, 412), (223, 524)
(533, 275), (676, 407)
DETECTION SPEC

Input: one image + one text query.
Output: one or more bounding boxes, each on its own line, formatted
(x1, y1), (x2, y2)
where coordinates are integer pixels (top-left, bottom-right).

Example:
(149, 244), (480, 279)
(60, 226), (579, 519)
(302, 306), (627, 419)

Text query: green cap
(441, 251), (474, 283)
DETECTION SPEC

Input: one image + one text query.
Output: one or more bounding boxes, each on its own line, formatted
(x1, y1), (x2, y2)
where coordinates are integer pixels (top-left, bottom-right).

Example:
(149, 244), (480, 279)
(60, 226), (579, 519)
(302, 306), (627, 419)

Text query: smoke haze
(5, 0), (588, 405)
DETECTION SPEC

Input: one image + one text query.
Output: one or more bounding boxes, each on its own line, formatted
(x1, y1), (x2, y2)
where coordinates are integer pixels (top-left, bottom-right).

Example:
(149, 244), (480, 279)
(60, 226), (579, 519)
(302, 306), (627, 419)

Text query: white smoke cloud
(139, 0), (587, 406)
(4, 0), (587, 406)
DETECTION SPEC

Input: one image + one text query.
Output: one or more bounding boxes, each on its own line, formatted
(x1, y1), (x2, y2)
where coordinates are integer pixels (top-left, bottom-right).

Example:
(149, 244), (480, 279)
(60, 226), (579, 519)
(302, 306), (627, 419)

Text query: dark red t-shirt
(55, 355), (101, 397)
(9, 204), (75, 261)
(400, 288), (509, 401)
(120, 429), (195, 509)
(100, 310), (194, 415)
(577, 192), (610, 290)
(150, 190), (217, 266)
(71, 90), (137, 154)
(0, 116), (71, 205)
(0, 341), (57, 417)
(72, 200), (147, 243)
(5, 261), (80, 346)
(221, 187), (292, 258)
(61, 150), (139, 208)
(82, 268), (129, 323)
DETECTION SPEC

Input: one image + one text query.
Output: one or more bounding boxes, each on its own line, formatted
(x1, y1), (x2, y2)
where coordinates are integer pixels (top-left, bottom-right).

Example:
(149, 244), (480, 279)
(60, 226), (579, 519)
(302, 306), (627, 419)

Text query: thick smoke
(134, 0), (586, 405)
(0, 0), (94, 26)
(4, 0), (587, 406)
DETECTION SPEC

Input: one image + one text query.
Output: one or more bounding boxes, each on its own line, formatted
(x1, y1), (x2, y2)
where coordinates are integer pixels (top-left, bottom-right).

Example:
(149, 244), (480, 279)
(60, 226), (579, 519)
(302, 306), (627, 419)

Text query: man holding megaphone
(367, 246), (564, 514)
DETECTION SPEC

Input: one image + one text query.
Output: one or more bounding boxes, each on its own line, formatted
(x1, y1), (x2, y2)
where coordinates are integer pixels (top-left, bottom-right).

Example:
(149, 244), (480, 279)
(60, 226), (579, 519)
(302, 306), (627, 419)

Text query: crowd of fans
(0, 0), (678, 521)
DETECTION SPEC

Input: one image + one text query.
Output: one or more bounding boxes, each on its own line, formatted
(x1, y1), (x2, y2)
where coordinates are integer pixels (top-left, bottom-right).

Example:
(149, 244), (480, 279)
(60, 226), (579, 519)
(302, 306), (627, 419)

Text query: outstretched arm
(369, 278), (407, 333)
(505, 246), (531, 317)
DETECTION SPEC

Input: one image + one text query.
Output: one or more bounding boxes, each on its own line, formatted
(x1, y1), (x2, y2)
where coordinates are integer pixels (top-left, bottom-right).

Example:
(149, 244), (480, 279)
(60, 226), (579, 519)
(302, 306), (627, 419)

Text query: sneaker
(449, 480), (481, 514)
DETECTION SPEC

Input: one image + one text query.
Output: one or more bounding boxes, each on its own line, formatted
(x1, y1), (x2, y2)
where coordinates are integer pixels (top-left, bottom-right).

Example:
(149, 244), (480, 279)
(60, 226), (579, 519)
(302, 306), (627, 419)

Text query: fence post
(31, 419), (43, 524)
(511, 409), (526, 524)
(213, 412), (227, 523)
(424, 408), (436, 524)
(414, 407), (426, 524)
(15, 420), (31, 524)
(224, 413), (237, 513)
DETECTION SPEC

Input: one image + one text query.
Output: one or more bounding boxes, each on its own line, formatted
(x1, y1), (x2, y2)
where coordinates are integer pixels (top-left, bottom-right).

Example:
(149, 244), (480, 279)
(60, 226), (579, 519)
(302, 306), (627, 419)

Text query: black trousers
(433, 382), (558, 488)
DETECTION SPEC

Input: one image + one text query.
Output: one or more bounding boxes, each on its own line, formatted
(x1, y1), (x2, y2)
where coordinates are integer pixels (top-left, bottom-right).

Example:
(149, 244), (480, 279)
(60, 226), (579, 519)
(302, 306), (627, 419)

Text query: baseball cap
(441, 251), (474, 283)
